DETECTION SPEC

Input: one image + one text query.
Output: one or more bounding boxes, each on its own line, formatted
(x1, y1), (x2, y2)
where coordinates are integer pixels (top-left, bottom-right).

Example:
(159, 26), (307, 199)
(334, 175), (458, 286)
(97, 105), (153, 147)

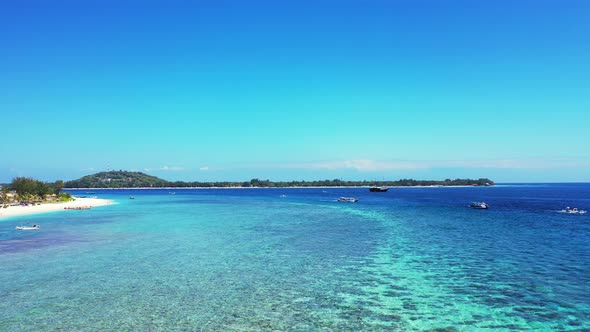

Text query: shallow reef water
(1, 184), (589, 331)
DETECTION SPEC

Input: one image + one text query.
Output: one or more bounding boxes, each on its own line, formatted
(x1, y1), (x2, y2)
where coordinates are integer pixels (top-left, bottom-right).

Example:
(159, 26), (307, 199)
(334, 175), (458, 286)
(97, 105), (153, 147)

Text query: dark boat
(469, 202), (489, 209)
(369, 186), (389, 192)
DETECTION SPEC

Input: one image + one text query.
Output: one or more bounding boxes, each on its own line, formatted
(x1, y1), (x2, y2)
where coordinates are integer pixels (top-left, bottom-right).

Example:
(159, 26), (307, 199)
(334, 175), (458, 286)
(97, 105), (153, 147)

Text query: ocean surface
(1, 184), (589, 331)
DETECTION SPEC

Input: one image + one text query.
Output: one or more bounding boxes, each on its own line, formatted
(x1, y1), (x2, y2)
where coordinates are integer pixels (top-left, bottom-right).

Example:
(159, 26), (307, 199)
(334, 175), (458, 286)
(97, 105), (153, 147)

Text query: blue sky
(1, 0), (589, 182)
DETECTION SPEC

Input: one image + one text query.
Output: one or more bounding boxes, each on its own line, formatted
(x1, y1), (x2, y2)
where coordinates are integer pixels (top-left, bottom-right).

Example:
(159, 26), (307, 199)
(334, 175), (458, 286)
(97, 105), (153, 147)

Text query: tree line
(63, 171), (495, 188)
(1, 177), (71, 204)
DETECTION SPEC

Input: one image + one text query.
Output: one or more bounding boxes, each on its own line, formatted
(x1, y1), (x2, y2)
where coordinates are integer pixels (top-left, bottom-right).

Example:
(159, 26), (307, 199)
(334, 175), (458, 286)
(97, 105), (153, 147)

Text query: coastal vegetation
(1, 177), (72, 207)
(64, 171), (494, 188)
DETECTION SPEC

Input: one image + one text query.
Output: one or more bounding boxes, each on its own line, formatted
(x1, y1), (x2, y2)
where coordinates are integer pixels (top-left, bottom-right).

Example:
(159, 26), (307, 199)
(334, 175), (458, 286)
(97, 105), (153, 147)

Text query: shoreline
(65, 185), (492, 190)
(0, 197), (116, 219)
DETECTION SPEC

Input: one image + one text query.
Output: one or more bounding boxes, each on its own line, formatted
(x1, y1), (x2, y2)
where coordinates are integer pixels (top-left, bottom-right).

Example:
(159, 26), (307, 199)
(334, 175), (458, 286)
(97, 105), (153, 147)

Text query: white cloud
(144, 166), (185, 172)
(298, 159), (425, 171)
(435, 158), (590, 170)
(230, 158), (590, 172)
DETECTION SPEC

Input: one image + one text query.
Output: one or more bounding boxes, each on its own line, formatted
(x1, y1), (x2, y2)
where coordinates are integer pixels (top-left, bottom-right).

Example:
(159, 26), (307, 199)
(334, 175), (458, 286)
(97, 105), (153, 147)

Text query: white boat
(559, 207), (587, 214)
(16, 224), (41, 231)
(338, 197), (359, 203)
(469, 202), (489, 209)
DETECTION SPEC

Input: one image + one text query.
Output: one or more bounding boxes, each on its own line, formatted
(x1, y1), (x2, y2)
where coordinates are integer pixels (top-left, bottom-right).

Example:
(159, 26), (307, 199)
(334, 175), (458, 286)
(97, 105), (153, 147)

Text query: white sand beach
(0, 197), (115, 219)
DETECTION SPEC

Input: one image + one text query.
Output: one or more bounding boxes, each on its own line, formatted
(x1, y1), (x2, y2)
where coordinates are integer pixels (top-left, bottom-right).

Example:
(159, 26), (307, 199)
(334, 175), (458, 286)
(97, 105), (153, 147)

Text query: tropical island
(63, 170), (495, 188)
(0, 177), (114, 218)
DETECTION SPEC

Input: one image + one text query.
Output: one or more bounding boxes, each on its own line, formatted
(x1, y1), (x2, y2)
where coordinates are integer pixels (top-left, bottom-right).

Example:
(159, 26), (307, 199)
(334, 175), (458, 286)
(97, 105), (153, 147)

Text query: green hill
(65, 171), (169, 188)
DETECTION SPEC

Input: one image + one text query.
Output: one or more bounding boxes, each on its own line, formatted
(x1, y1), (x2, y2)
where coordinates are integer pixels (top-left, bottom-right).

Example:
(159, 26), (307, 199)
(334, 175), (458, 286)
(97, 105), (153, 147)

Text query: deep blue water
(0, 184), (589, 331)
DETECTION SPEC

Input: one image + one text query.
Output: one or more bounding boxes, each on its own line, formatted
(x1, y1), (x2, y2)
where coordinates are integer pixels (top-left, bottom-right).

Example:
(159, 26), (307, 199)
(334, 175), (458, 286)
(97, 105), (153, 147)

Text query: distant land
(63, 171), (495, 188)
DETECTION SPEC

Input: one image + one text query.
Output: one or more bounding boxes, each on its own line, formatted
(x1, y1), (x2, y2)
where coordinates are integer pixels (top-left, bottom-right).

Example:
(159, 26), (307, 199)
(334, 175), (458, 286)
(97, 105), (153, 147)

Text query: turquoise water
(1, 185), (589, 331)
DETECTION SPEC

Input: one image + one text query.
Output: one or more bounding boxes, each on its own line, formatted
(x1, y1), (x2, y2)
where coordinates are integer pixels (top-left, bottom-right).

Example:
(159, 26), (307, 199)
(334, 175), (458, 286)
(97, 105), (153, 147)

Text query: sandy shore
(0, 197), (115, 219)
